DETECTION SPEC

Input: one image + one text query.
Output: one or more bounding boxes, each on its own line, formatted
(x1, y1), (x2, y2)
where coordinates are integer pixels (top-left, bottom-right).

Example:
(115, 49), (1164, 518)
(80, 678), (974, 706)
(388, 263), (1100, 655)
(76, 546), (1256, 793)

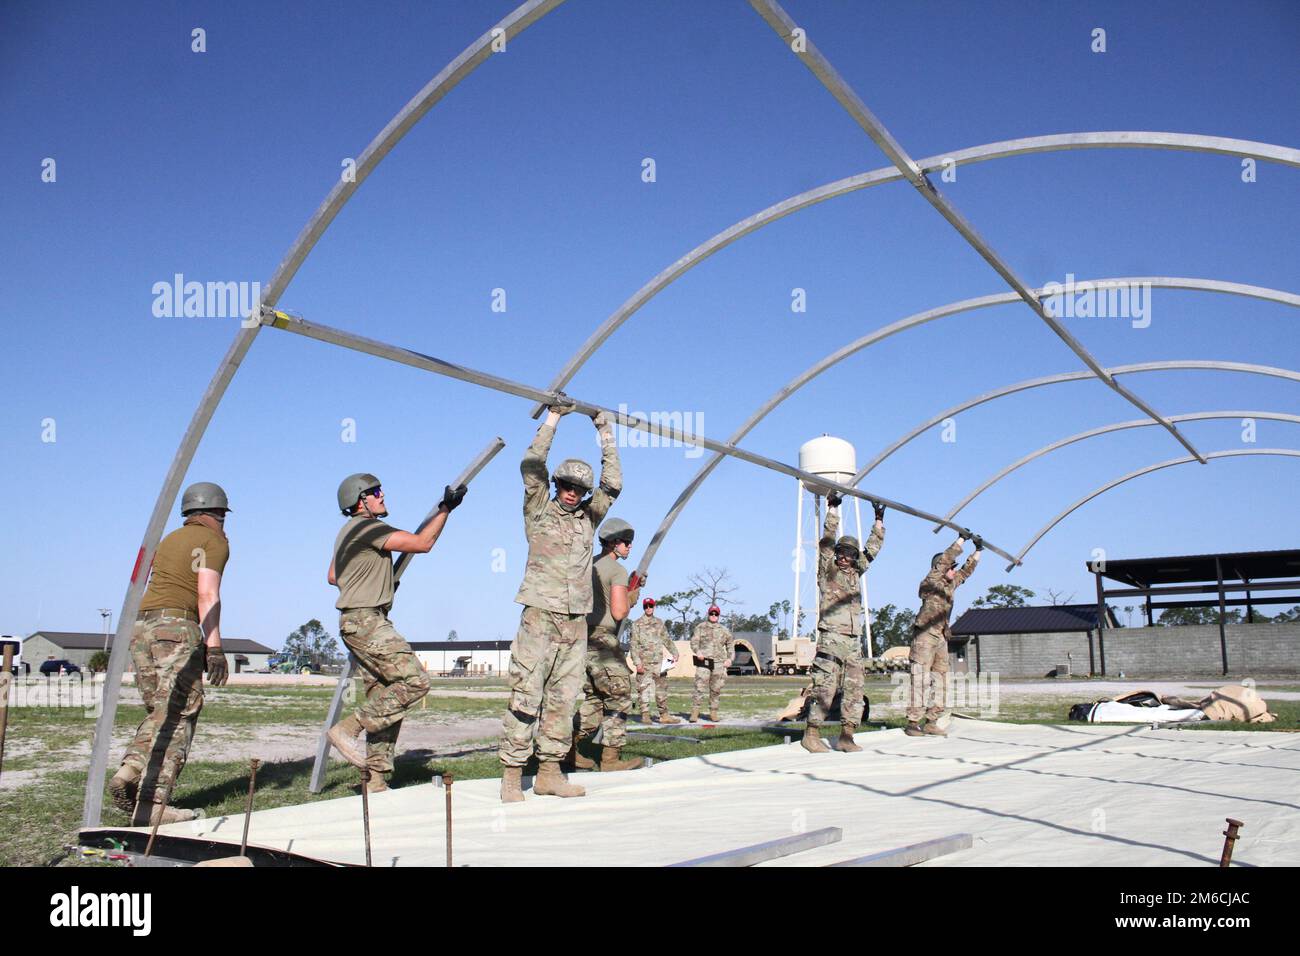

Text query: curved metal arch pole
(632, 281), (1300, 580)
(1009, 449), (1300, 571)
(856, 360), (1300, 486)
(532, 131), (1300, 416)
(80, 0), (567, 828)
(936, 411), (1300, 531)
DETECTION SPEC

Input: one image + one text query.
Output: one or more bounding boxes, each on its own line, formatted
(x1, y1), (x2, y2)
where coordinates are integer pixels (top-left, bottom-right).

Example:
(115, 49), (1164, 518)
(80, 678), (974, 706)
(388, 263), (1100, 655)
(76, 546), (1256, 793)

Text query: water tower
(792, 435), (872, 652)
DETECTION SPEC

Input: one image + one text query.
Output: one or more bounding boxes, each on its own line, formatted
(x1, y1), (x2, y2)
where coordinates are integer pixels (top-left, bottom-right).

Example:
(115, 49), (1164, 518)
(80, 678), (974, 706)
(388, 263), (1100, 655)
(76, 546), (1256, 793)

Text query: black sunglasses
(362, 486), (383, 498)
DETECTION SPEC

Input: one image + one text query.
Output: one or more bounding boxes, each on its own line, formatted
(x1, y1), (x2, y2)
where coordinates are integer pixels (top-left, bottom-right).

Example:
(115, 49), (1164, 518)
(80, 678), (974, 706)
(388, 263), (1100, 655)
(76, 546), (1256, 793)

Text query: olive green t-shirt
(333, 516), (397, 611)
(139, 524), (230, 614)
(586, 552), (630, 632)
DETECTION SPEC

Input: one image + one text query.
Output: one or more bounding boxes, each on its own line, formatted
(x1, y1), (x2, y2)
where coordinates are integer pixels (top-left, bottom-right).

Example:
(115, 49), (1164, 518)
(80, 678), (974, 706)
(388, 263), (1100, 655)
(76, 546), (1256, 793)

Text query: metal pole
(360, 770), (373, 868)
(792, 480), (802, 641)
(99, 609), (112, 652)
(0, 645), (12, 786)
(1216, 557), (1229, 675)
(1219, 818), (1244, 867)
(143, 776), (176, 858)
(444, 773), (454, 868)
(1094, 570), (1107, 676)
(309, 439), (507, 794)
(264, 309), (1021, 564)
(240, 758), (261, 857)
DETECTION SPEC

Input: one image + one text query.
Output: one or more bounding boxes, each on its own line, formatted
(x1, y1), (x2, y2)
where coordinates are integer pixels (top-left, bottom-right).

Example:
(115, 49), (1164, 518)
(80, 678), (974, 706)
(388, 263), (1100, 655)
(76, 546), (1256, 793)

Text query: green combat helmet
(599, 517), (635, 546)
(181, 481), (231, 515)
(835, 535), (860, 556)
(553, 458), (594, 492)
(337, 473), (381, 515)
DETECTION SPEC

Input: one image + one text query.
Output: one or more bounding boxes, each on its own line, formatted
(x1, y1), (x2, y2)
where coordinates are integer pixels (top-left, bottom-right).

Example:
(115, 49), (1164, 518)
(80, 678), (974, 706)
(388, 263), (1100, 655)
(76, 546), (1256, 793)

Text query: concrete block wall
(975, 623), (1300, 677)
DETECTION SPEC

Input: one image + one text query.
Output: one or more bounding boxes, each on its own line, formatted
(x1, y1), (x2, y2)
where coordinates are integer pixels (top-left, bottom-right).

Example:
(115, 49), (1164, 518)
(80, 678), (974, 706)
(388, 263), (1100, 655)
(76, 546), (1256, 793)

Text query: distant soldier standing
(689, 606), (734, 722)
(499, 401), (621, 802)
(325, 474), (466, 791)
(571, 518), (645, 772)
(906, 532), (981, 737)
(109, 482), (232, 826)
(802, 493), (885, 754)
(630, 598), (681, 724)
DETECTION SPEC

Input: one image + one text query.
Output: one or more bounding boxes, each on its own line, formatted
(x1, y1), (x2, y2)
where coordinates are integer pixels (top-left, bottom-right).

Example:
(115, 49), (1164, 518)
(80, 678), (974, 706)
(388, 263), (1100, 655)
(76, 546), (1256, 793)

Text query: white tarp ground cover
(150, 720), (1300, 866)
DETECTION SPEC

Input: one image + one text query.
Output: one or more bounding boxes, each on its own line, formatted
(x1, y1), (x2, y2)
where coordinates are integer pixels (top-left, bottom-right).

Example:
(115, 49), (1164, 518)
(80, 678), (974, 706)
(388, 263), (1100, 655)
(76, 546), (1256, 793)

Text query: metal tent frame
(82, 0), (1299, 827)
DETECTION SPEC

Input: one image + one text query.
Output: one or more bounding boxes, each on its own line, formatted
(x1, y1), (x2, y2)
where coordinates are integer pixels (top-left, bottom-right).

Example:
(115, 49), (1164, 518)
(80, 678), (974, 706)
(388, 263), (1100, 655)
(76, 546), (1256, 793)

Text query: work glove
(205, 647), (229, 686)
(440, 483), (467, 512)
(973, 535), (984, 552)
(628, 571), (644, 591)
(961, 527), (973, 541)
(873, 501), (886, 521)
(827, 492), (842, 508)
(591, 409), (614, 428)
(548, 392), (577, 417)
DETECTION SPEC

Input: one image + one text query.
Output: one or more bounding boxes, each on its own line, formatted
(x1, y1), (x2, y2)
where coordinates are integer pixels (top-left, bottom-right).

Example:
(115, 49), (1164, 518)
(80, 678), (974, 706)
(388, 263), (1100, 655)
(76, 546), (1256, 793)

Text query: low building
(950, 605), (1118, 677)
(21, 631), (275, 674)
(410, 640), (512, 675)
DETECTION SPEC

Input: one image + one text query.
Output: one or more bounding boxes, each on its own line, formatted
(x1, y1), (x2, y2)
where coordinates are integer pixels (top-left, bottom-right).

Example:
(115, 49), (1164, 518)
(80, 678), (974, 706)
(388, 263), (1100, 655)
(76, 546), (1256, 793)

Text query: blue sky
(3, 0), (1297, 648)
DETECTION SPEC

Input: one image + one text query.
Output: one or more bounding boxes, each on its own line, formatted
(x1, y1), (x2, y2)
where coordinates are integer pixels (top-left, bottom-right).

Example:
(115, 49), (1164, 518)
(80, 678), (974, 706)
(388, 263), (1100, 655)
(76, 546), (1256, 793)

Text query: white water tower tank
(799, 435), (857, 493)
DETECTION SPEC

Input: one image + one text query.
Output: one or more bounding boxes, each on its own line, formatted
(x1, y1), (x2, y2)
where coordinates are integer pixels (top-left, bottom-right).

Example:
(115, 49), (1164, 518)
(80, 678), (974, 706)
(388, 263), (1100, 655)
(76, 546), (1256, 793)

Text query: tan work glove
(205, 647), (229, 686)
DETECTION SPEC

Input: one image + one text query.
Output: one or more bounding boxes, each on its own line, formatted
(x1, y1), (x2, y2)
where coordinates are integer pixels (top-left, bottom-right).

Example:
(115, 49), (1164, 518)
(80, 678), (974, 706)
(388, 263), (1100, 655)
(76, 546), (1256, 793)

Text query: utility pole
(98, 609), (113, 652)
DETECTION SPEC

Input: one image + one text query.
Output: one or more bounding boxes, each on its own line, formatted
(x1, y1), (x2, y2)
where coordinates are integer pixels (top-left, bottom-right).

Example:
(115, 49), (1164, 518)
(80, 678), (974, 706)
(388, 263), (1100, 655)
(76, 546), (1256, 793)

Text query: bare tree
(1043, 588), (1076, 606)
(686, 567), (740, 609)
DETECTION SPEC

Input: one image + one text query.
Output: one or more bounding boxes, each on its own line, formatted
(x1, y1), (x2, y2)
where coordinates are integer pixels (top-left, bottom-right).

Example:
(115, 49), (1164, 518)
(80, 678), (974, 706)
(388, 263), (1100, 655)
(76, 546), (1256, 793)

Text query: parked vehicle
(39, 659), (82, 675)
(765, 638), (815, 676)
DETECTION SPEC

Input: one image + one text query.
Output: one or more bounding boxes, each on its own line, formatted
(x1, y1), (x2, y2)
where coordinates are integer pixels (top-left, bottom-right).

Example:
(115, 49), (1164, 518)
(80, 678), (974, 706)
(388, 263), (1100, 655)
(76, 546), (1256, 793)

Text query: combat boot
(599, 746), (644, 772)
(500, 767), (524, 803)
(108, 764), (140, 814)
(533, 761), (585, 798)
(801, 725), (830, 753)
(131, 802), (203, 827)
(566, 732), (596, 771)
(923, 721), (948, 737)
(365, 773), (389, 793)
(709, 709), (720, 722)
(836, 722), (863, 753)
(688, 706), (699, 723)
(658, 710), (681, 724)
(642, 711), (654, 724)
(904, 721), (926, 737)
(326, 715), (367, 768)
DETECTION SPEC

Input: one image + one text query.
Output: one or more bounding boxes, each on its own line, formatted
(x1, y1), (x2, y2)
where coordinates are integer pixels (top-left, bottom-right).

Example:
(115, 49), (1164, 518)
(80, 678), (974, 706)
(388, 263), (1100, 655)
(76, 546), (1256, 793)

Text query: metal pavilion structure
(82, 0), (1300, 826)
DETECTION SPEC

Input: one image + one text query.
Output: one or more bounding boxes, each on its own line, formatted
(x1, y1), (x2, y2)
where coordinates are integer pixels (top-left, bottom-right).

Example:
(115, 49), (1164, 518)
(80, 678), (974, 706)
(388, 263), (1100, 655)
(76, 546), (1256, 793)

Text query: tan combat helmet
(337, 473), (381, 515)
(553, 458), (594, 492)
(599, 517), (634, 546)
(835, 535), (860, 555)
(181, 481), (231, 515)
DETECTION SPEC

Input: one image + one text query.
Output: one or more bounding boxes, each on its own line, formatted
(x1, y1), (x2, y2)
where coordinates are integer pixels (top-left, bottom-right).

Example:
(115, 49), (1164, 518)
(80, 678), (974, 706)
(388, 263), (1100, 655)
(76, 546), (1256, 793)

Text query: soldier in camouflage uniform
(906, 532), (981, 737)
(630, 598), (680, 723)
(498, 400), (620, 802)
(572, 518), (645, 772)
(325, 473), (466, 791)
(689, 606), (734, 722)
(802, 494), (885, 754)
(109, 482), (232, 827)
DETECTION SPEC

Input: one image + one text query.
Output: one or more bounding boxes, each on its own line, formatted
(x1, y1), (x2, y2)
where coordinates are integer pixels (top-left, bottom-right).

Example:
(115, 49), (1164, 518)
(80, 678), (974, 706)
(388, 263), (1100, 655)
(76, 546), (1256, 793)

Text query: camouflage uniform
(630, 615), (677, 714)
(339, 608), (430, 777)
(121, 610), (206, 805)
(907, 539), (978, 723)
(809, 508), (883, 728)
(499, 420), (620, 768)
(690, 620), (734, 713)
(577, 554), (635, 749)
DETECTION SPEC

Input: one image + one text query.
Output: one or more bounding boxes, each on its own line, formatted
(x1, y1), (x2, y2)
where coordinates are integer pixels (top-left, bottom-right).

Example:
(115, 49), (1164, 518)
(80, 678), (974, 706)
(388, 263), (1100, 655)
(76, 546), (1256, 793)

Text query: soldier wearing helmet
(324, 473), (467, 790)
(689, 605), (735, 722)
(570, 517), (645, 772)
(801, 492), (885, 754)
(630, 597), (680, 724)
(109, 481), (233, 826)
(905, 530), (981, 737)
(498, 396), (621, 802)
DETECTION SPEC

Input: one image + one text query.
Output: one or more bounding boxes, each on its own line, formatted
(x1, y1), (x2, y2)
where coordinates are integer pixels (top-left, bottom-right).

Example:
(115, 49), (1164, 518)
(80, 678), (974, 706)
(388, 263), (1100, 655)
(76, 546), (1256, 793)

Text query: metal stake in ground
(0, 645), (13, 786)
(143, 777), (177, 858)
(444, 773), (454, 868)
(1219, 818), (1244, 867)
(240, 758), (261, 857)
(360, 769), (373, 867)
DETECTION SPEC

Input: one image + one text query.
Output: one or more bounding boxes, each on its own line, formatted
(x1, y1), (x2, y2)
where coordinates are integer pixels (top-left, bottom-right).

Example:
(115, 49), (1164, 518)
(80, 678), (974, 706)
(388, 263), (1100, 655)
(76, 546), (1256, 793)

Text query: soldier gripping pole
(308, 438), (507, 794)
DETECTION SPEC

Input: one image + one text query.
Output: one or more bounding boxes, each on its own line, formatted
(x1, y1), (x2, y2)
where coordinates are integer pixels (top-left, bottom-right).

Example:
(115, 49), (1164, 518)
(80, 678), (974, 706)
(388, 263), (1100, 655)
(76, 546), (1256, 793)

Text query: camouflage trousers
(120, 613), (206, 805)
(636, 669), (670, 714)
(340, 607), (431, 777)
(907, 628), (950, 723)
(578, 627), (634, 749)
(499, 606), (586, 768)
(692, 663), (726, 711)
(808, 631), (866, 727)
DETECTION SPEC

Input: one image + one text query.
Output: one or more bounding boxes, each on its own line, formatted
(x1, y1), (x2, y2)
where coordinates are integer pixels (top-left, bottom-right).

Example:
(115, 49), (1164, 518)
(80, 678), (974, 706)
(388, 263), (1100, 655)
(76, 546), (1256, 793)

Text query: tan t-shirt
(586, 552), (629, 632)
(333, 516), (397, 611)
(139, 524), (230, 614)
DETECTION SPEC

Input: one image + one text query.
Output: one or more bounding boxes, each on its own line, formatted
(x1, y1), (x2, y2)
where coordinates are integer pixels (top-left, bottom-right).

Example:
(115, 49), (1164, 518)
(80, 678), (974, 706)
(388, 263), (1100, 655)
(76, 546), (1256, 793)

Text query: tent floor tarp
(99, 721), (1300, 866)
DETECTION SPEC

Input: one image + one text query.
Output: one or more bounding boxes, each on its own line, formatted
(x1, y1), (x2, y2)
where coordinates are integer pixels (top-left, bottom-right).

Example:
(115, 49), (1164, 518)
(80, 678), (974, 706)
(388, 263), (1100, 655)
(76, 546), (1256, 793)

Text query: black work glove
(873, 501), (886, 521)
(961, 527), (973, 541)
(440, 483), (467, 512)
(206, 647), (229, 686)
(549, 392), (577, 417)
(827, 492), (842, 508)
(973, 535), (984, 552)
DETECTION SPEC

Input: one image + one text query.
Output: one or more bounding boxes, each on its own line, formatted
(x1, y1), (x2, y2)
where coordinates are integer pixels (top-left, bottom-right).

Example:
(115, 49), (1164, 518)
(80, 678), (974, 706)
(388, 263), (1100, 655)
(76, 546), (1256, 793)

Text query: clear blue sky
(3, 0), (1297, 648)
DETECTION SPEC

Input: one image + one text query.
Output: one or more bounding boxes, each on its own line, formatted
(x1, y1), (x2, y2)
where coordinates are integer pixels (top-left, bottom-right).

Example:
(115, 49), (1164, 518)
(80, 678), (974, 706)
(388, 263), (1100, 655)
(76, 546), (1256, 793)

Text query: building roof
(408, 640), (513, 652)
(25, 631), (274, 654)
(951, 605), (1113, 636)
(1093, 549), (1300, 589)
